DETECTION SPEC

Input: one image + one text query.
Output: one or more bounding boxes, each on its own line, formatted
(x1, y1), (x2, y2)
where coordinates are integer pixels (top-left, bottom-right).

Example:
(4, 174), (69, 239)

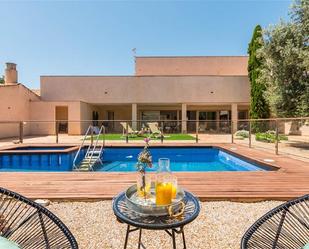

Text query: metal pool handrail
(87, 125), (105, 171)
(73, 125), (93, 170)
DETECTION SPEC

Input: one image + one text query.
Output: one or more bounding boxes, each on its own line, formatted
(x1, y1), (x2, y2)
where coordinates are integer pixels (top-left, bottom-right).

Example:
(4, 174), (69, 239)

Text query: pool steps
(73, 125), (105, 172)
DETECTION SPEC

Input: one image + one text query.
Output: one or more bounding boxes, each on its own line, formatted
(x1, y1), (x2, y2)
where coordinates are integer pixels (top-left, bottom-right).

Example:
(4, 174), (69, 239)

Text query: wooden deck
(0, 144), (308, 201)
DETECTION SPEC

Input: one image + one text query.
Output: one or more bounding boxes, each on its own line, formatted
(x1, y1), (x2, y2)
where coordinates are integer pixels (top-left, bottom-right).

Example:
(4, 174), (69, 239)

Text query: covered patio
(82, 103), (249, 134)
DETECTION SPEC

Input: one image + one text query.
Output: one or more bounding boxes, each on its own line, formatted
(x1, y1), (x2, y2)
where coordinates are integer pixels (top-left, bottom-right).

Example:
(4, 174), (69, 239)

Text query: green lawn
(87, 133), (195, 141)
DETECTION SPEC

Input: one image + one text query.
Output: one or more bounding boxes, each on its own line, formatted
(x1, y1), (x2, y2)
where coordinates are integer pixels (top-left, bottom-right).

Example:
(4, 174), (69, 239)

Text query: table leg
(138, 229), (142, 249)
(124, 225), (130, 249)
(182, 228), (186, 249)
(172, 229), (176, 249)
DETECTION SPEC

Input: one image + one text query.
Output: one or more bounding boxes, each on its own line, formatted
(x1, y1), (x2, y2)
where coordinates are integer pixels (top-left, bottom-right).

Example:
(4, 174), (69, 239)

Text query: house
(0, 56), (250, 138)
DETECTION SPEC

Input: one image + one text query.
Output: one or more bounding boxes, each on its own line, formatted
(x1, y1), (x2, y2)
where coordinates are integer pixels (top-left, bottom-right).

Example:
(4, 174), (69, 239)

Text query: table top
(113, 190), (200, 230)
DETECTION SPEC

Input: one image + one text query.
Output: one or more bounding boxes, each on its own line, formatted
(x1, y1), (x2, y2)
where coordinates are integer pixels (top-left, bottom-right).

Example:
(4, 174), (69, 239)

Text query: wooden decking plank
(0, 144), (308, 201)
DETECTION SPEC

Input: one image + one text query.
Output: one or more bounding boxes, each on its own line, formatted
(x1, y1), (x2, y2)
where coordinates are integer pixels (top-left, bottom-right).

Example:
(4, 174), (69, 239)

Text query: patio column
(231, 103), (238, 133)
(216, 111), (220, 131)
(132, 103), (137, 130)
(181, 103), (187, 133)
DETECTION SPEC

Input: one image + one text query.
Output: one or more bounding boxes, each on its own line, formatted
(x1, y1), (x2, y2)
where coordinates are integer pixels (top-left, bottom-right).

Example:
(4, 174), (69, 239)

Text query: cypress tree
(248, 25), (270, 120)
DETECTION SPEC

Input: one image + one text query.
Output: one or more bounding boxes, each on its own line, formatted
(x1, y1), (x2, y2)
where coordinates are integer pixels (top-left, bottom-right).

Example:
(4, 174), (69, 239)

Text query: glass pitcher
(155, 158), (177, 205)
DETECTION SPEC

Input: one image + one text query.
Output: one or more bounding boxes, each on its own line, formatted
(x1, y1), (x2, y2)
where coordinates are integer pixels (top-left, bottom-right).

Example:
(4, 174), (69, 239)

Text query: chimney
(4, 63), (18, 84)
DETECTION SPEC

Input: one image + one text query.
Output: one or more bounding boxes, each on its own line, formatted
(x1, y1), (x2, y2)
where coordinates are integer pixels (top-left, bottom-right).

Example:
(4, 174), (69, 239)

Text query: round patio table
(112, 190), (200, 249)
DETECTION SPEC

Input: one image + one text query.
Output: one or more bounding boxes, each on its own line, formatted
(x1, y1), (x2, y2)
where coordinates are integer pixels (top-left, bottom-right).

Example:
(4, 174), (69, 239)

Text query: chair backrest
(241, 194), (309, 249)
(120, 122), (133, 133)
(147, 122), (160, 133)
(0, 187), (78, 249)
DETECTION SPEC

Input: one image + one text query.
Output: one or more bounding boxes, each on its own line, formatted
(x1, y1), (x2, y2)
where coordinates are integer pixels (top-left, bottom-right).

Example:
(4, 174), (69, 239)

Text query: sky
(0, 0), (291, 89)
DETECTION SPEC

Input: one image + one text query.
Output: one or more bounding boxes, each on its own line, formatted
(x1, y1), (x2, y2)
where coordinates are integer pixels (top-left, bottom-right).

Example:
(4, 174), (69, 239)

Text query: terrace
(0, 139), (308, 248)
(0, 117), (308, 196)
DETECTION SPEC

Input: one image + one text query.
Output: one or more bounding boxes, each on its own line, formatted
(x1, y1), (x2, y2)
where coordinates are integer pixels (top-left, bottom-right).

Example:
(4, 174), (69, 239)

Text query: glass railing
(0, 118), (308, 160)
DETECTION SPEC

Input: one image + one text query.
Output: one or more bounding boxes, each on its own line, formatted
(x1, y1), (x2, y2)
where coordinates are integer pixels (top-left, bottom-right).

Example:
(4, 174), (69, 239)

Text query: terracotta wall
(30, 101), (83, 135)
(135, 56), (248, 76)
(40, 75), (250, 104)
(0, 84), (39, 138)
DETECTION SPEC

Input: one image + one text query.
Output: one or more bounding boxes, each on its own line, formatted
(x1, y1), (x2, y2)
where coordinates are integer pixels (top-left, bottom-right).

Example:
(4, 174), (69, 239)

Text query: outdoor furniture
(147, 122), (163, 137)
(0, 187), (78, 249)
(113, 190), (200, 249)
(120, 122), (139, 137)
(241, 194), (309, 249)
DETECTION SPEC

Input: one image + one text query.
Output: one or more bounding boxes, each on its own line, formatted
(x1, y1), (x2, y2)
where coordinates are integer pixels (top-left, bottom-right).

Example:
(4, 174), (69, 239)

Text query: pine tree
(248, 25), (270, 120)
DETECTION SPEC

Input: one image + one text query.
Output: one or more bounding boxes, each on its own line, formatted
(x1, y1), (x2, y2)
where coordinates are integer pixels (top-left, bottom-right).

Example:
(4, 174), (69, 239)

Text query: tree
(0, 76), (4, 84)
(248, 25), (270, 120)
(259, 0), (309, 118)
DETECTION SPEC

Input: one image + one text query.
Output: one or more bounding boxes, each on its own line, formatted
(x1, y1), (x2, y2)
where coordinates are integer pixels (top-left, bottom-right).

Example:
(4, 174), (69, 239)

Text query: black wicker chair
(0, 187), (78, 248)
(241, 194), (309, 249)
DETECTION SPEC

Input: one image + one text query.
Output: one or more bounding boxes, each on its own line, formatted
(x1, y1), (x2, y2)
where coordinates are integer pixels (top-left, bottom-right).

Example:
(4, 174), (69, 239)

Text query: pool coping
(0, 144), (80, 154)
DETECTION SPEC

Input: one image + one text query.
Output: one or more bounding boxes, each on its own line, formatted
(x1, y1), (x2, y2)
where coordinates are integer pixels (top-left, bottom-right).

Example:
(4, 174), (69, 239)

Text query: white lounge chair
(147, 122), (163, 138)
(120, 122), (139, 137)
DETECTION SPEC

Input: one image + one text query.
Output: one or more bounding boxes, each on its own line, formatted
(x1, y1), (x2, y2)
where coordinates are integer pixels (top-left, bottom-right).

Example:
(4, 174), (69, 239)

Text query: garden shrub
(235, 130), (249, 138)
(255, 130), (288, 143)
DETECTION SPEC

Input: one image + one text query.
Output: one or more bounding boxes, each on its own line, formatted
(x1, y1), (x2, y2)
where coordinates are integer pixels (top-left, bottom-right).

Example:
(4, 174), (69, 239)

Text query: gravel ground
(48, 201), (282, 249)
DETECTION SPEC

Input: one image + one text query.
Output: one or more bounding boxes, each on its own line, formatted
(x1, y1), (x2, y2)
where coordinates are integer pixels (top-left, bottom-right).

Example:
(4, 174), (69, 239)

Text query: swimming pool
(0, 145), (85, 171)
(0, 146), (272, 172)
(98, 147), (271, 172)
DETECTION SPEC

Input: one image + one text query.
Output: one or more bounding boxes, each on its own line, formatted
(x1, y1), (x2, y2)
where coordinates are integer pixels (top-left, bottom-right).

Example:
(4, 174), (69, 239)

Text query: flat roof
(40, 75), (248, 78)
(135, 55), (248, 58)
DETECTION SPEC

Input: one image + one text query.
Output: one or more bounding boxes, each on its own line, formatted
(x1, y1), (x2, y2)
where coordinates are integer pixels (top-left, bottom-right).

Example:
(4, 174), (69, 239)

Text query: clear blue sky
(0, 0), (291, 89)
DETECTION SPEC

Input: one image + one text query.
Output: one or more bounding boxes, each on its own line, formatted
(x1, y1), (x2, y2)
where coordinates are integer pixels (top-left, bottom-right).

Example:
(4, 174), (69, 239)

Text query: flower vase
(137, 169), (151, 199)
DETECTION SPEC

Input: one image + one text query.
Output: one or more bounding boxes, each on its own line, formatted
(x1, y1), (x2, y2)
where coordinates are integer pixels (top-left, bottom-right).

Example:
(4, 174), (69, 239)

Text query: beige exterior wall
(40, 75), (250, 105)
(135, 56), (248, 76)
(30, 101), (84, 135)
(0, 84), (39, 138)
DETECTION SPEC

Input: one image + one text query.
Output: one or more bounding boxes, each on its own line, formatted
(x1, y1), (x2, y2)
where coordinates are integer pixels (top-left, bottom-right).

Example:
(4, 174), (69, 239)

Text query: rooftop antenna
(132, 48), (137, 63)
(132, 48), (137, 57)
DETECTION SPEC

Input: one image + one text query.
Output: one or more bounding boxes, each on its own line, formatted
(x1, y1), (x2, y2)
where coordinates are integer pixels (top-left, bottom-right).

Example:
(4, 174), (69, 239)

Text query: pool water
(98, 147), (269, 172)
(0, 146), (271, 172)
(0, 147), (86, 172)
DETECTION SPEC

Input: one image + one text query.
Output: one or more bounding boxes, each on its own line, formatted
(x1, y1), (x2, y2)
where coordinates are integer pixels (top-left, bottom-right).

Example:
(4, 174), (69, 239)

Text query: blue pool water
(0, 146), (271, 172)
(98, 147), (270, 172)
(0, 147), (86, 172)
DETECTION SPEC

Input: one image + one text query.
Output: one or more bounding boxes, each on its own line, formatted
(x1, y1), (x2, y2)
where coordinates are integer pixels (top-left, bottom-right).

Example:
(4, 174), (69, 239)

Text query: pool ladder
(73, 125), (105, 171)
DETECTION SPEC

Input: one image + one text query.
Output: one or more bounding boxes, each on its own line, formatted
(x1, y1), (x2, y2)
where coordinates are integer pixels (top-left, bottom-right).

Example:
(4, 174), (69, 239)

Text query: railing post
(275, 119), (279, 155)
(195, 120), (199, 143)
(19, 121), (23, 143)
(126, 122), (129, 143)
(249, 120), (252, 148)
(90, 126), (93, 146)
(55, 121), (59, 144)
(231, 121), (234, 144)
(160, 121), (164, 143)
(103, 126), (106, 147)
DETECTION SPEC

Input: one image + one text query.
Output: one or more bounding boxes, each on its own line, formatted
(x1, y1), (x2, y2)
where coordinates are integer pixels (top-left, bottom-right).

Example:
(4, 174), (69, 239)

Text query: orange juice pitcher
(156, 158), (176, 205)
